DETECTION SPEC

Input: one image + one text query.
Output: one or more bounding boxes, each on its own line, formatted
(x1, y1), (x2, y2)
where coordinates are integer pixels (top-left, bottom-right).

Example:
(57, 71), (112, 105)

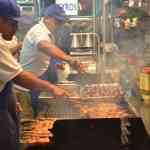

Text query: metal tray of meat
(40, 82), (124, 100)
(38, 83), (136, 119)
(38, 98), (136, 119)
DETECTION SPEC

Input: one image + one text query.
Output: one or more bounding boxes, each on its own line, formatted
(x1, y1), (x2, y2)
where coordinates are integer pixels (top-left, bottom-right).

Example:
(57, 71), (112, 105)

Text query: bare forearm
(38, 41), (73, 63)
(13, 71), (55, 92)
(38, 41), (86, 73)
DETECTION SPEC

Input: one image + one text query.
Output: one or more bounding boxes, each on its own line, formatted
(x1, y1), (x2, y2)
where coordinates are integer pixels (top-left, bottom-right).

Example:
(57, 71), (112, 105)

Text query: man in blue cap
(0, 1), (71, 150)
(20, 4), (85, 117)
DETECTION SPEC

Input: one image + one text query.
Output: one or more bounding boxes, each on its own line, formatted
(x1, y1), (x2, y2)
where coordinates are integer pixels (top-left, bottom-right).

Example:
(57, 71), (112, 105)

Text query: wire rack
(38, 83), (136, 119)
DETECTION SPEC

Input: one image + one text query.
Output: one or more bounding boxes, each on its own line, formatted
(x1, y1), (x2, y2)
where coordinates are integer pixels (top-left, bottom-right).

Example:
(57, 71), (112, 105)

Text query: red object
(143, 67), (150, 74)
(119, 53), (137, 65)
(116, 7), (126, 17)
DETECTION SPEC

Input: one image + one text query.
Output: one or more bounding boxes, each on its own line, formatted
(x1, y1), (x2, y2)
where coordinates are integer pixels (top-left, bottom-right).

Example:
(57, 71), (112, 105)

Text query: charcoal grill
(22, 83), (150, 150)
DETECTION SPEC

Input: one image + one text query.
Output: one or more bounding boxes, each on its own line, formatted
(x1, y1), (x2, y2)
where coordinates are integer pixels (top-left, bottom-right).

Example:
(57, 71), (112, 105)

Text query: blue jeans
(31, 59), (60, 117)
(30, 71), (49, 117)
(0, 82), (19, 150)
(48, 58), (58, 84)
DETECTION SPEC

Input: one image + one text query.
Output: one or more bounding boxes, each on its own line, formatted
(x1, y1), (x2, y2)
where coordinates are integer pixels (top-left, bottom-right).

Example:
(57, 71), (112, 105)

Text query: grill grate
(38, 98), (135, 119)
(38, 83), (135, 119)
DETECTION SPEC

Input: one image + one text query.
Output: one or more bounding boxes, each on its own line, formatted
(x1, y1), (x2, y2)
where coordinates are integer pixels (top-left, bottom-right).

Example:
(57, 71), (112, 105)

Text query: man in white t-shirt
(0, 1), (69, 150)
(20, 4), (85, 116)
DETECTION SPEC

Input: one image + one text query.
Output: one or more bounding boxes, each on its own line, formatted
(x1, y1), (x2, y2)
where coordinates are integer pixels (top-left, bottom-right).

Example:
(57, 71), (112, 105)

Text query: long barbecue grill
(38, 83), (135, 119)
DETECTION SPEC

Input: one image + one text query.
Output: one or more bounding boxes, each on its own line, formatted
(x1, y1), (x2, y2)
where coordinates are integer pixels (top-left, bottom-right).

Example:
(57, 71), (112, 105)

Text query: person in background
(0, 1), (69, 150)
(20, 4), (85, 117)
(79, 0), (92, 16)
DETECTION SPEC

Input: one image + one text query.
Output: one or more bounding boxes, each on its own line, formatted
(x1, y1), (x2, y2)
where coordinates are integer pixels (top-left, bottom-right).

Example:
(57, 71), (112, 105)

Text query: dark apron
(0, 82), (19, 150)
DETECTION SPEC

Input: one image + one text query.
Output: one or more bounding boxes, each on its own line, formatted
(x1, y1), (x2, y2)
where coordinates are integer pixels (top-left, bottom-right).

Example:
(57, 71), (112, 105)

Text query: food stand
(19, 0), (150, 150)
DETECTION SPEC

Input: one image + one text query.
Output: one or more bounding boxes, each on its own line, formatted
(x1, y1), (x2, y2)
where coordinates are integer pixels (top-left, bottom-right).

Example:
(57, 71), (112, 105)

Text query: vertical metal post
(94, 0), (101, 82)
(97, 0), (107, 83)
(93, 0), (96, 51)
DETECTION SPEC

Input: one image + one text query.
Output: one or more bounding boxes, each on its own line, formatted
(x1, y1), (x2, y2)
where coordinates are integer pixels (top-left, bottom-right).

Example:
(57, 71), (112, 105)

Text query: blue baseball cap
(0, 0), (31, 24)
(44, 4), (67, 22)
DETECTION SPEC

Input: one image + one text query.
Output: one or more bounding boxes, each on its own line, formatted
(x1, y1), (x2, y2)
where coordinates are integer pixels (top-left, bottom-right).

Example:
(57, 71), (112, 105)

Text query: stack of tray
(20, 118), (55, 145)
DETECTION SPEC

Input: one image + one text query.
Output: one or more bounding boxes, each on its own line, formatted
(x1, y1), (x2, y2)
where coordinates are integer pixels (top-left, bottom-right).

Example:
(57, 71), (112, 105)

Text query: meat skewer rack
(39, 83), (136, 120)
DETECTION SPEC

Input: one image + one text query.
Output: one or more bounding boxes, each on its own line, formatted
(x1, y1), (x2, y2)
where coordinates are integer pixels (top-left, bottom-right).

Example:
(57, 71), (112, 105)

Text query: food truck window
(56, 0), (97, 17)
(33, 0), (100, 18)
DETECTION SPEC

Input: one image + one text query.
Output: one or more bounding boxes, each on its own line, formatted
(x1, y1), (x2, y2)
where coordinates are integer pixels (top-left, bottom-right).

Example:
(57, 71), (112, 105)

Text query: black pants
(0, 82), (19, 150)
